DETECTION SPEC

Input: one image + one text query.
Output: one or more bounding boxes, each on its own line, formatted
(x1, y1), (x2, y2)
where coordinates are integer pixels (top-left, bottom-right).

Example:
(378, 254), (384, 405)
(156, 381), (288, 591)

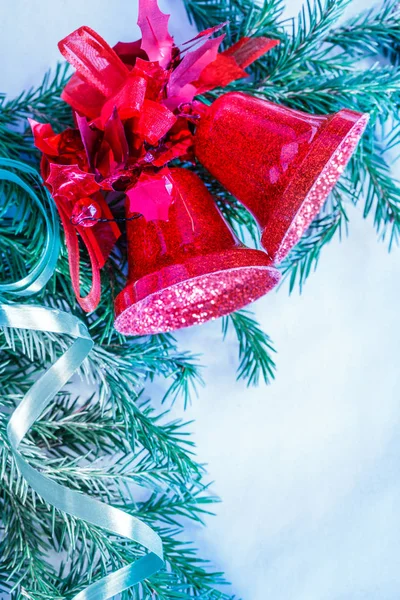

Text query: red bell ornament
(114, 168), (280, 335)
(194, 92), (369, 262)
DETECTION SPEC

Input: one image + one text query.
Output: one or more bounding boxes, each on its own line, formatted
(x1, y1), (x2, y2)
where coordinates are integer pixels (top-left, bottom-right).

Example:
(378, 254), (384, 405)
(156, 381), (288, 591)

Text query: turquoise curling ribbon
(0, 158), (60, 297)
(0, 160), (164, 598)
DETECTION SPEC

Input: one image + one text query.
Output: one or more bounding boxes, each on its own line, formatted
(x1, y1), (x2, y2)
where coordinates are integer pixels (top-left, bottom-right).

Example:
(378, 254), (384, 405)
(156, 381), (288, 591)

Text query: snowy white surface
(1, 1), (400, 598)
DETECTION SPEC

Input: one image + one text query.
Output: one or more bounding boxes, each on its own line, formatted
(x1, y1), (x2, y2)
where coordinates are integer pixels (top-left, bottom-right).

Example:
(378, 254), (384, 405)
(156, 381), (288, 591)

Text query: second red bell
(194, 92), (369, 262)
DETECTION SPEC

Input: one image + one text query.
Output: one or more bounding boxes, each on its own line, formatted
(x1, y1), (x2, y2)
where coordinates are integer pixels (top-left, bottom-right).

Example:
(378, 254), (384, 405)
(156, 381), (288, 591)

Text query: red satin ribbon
(54, 192), (120, 312)
(59, 26), (177, 136)
(58, 26), (129, 96)
(30, 120), (122, 313)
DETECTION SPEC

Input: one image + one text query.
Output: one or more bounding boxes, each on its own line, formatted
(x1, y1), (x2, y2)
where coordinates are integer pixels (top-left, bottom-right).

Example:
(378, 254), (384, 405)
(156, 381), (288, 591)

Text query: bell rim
(261, 109), (369, 262)
(114, 248), (280, 336)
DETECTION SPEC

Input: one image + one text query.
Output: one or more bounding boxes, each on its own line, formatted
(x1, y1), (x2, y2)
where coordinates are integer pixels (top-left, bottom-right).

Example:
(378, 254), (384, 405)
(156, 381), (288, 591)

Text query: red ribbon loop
(56, 192), (120, 312)
(58, 203), (102, 312)
(58, 26), (129, 96)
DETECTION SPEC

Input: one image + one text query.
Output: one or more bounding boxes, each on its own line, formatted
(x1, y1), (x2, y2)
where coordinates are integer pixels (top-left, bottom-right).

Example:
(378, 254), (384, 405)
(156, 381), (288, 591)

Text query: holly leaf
(127, 171), (174, 221)
(46, 164), (100, 202)
(137, 0), (174, 68)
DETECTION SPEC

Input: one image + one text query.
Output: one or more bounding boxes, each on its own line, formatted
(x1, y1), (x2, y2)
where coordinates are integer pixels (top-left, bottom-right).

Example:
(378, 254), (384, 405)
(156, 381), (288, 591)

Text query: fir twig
(2, 0), (400, 597)
(222, 309), (277, 386)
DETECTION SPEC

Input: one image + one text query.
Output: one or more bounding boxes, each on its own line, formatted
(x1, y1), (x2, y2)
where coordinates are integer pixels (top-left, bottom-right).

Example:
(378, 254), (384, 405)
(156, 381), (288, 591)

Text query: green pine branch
(266, 0), (352, 81)
(328, 0), (400, 59)
(222, 309), (277, 386)
(0, 63), (72, 160)
(183, 0), (284, 44)
(2, 0), (400, 597)
(356, 136), (400, 247)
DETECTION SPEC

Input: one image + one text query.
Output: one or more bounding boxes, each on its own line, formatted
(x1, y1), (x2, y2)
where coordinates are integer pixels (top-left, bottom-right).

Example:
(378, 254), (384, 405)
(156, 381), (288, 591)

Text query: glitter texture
(262, 111), (369, 262)
(114, 168), (280, 335)
(115, 266), (279, 335)
(194, 92), (369, 262)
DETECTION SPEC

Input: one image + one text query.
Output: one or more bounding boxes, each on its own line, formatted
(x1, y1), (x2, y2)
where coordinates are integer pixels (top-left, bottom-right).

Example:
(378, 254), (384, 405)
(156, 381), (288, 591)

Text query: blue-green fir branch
(1, 0), (400, 598)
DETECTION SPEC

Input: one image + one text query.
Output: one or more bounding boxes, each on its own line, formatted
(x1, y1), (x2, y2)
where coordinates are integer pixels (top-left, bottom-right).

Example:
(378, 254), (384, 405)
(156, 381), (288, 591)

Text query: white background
(1, 1), (400, 599)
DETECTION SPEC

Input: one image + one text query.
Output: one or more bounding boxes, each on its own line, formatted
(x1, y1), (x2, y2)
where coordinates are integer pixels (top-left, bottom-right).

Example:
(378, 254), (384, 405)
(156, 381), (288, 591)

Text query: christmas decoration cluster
(31, 0), (368, 335)
(3, 0), (398, 598)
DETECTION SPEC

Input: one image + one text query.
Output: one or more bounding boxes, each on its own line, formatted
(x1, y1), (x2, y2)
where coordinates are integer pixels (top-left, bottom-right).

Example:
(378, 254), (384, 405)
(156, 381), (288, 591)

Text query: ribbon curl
(0, 159), (164, 599)
(0, 158), (60, 297)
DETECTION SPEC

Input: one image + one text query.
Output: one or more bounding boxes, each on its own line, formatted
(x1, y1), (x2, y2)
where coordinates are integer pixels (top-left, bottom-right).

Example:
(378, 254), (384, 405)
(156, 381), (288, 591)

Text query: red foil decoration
(127, 169), (174, 221)
(33, 2), (370, 328)
(194, 37), (279, 93)
(33, 6), (284, 316)
(71, 197), (102, 227)
(46, 163), (120, 311)
(114, 169), (280, 335)
(31, 119), (122, 313)
(194, 92), (369, 262)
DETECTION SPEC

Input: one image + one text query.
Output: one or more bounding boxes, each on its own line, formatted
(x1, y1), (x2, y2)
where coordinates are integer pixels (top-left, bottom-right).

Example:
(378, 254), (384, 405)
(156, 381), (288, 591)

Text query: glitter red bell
(114, 168), (280, 336)
(194, 92), (369, 262)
